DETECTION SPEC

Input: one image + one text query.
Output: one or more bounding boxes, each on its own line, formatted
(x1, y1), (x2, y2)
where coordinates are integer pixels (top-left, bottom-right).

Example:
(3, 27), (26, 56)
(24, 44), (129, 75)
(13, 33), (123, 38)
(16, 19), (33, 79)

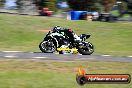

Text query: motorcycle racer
(39, 26), (94, 55)
(52, 26), (82, 43)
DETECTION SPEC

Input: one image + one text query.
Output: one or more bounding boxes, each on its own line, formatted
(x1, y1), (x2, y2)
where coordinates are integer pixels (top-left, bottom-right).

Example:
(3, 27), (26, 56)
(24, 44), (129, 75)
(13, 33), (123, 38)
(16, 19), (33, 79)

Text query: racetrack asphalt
(0, 51), (132, 62)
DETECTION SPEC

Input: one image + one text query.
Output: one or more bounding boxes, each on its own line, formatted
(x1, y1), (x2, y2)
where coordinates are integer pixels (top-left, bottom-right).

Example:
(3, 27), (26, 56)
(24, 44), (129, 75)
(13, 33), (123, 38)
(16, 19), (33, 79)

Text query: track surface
(0, 51), (132, 62)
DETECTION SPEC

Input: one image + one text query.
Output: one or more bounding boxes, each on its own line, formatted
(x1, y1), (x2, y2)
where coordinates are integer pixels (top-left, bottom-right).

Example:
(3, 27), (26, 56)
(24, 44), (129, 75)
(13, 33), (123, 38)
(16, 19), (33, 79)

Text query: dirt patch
(37, 29), (51, 33)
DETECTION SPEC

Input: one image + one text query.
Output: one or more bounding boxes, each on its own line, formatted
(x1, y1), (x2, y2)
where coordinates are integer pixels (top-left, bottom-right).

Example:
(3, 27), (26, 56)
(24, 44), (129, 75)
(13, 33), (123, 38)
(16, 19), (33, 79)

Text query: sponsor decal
(57, 48), (78, 51)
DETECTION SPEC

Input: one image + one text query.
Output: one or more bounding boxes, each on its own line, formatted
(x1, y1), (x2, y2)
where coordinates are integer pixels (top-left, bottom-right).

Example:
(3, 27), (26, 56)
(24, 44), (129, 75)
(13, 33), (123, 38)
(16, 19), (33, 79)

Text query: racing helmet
(53, 26), (61, 32)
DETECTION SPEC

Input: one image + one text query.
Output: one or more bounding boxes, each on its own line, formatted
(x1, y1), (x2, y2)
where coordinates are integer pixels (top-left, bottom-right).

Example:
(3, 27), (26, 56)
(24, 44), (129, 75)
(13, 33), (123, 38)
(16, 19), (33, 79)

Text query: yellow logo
(57, 48), (78, 51)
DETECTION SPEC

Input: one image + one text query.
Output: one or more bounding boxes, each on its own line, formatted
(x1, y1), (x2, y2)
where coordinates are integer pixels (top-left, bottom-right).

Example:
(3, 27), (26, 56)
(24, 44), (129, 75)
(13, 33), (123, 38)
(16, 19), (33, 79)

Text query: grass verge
(0, 60), (131, 88)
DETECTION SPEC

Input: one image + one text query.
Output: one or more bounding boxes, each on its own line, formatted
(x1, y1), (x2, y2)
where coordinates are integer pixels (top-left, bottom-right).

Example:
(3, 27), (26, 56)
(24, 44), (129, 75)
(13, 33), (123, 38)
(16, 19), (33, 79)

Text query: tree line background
(0, 0), (131, 13)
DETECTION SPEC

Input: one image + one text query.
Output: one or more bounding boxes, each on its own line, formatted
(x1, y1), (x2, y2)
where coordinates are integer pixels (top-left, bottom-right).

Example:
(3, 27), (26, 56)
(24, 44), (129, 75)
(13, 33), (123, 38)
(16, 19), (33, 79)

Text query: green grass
(0, 60), (131, 88)
(0, 14), (131, 88)
(0, 14), (132, 56)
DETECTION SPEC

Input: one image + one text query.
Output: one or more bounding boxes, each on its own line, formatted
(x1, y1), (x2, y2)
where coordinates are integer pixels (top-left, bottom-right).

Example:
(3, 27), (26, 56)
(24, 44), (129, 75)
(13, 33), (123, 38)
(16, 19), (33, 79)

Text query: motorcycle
(39, 31), (94, 55)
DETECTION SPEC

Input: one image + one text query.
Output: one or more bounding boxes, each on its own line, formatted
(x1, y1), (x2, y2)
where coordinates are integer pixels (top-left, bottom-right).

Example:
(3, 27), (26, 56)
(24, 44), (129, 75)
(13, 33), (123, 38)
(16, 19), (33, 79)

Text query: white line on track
(128, 56), (132, 58)
(4, 56), (17, 58)
(1, 51), (132, 58)
(33, 57), (48, 59)
(101, 55), (111, 57)
(2, 51), (23, 53)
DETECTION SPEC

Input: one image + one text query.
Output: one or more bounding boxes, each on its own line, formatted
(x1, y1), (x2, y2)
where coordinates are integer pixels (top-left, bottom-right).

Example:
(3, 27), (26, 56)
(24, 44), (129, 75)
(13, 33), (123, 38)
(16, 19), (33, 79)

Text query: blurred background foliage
(35, 0), (57, 11)
(27, 0), (132, 13)
(0, 0), (131, 13)
(0, 0), (5, 6)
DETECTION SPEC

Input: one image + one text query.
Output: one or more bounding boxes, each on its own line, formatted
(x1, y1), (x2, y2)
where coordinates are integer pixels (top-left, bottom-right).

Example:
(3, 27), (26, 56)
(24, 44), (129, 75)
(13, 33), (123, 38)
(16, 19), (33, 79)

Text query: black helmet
(53, 26), (61, 32)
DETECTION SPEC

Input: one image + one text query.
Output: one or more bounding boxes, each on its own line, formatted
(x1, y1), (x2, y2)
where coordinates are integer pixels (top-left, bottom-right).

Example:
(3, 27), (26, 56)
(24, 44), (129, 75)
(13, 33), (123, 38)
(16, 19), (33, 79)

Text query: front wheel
(39, 41), (56, 53)
(78, 42), (94, 55)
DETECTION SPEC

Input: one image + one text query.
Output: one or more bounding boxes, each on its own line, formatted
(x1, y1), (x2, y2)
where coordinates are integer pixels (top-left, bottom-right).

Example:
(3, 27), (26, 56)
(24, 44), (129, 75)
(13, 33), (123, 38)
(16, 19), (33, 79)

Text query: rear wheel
(39, 41), (56, 53)
(78, 42), (94, 55)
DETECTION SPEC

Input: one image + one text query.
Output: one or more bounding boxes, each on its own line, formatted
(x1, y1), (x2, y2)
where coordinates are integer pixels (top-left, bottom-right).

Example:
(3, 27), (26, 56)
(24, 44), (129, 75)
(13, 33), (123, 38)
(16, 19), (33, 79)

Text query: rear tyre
(78, 42), (94, 55)
(39, 41), (56, 53)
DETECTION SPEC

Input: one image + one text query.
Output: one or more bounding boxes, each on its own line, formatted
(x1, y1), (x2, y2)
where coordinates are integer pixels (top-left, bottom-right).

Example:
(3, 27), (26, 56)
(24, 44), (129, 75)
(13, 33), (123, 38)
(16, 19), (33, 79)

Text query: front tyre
(39, 41), (56, 53)
(78, 42), (94, 55)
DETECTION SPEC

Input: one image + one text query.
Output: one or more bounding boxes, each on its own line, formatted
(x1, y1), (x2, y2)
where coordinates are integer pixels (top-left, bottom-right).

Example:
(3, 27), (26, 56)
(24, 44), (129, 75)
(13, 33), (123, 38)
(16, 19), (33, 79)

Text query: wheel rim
(80, 43), (94, 53)
(41, 41), (56, 52)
